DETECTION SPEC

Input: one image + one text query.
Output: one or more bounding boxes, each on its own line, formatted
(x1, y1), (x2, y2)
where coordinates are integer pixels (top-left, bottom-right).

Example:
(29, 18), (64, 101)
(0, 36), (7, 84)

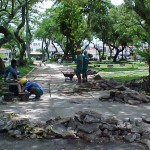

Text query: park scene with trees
(0, 0), (150, 149)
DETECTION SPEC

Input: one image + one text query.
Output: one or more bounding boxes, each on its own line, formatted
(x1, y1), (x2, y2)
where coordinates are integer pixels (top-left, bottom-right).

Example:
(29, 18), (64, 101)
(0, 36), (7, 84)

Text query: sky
(41, 0), (123, 8)
(111, 0), (124, 5)
(38, 0), (124, 11)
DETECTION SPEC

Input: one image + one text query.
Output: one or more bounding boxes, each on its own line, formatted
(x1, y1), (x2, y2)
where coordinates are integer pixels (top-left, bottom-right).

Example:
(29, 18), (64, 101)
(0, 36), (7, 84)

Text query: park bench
(107, 64), (114, 68)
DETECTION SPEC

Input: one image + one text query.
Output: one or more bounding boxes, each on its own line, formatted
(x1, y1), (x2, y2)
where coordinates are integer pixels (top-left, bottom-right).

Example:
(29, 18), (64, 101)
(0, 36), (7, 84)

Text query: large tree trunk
(100, 42), (105, 62)
(25, 3), (32, 64)
(63, 37), (70, 60)
(0, 26), (12, 47)
(14, 6), (26, 66)
(113, 49), (120, 62)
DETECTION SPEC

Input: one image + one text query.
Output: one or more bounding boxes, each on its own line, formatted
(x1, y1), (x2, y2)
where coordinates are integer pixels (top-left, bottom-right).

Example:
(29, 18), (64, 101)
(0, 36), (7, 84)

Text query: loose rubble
(73, 74), (150, 105)
(100, 89), (150, 105)
(0, 111), (150, 148)
(125, 76), (150, 95)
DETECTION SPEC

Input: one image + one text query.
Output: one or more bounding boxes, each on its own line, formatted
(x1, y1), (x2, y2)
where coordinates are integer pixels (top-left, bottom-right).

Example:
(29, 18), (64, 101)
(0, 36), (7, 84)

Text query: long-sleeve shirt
(4, 65), (20, 79)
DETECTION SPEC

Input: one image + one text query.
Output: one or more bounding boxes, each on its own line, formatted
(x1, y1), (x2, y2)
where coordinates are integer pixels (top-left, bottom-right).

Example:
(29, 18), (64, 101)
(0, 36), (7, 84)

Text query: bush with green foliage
(49, 57), (58, 62)
(136, 49), (150, 76)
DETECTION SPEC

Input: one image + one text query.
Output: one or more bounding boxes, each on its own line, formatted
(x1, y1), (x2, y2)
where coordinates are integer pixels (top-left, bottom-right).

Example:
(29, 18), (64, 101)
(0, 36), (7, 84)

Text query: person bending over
(19, 78), (43, 99)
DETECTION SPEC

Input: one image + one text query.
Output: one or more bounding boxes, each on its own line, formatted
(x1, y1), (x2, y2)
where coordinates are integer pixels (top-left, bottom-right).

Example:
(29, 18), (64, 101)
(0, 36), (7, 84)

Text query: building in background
(30, 39), (63, 55)
(0, 48), (11, 61)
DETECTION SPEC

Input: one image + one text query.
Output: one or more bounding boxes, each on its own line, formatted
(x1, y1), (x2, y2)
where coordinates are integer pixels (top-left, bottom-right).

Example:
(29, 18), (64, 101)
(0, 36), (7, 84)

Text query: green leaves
(136, 49), (150, 63)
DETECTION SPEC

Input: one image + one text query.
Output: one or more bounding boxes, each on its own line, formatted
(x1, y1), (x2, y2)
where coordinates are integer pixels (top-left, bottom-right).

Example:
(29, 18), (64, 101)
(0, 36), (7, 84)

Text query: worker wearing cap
(74, 49), (83, 83)
(19, 78), (43, 99)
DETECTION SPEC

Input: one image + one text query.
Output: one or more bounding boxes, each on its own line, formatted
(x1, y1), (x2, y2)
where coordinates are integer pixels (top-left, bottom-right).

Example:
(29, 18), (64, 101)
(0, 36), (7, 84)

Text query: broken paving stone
(99, 95), (110, 100)
(125, 133), (136, 142)
(134, 118), (143, 126)
(67, 118), (77, 130)
(123, 118), (130, 122)
(93, 74), (102, 80)
(102, 129), (108, 136)
(30, 127), (45, 135)
(101, 116), (119, 125)
(51, 123), (77, 138)
(142, 132), (150, 139)
(77, 130), (102, 142)
(0, 119), (5, 126)
(51, 124), (67, 135)
(102, 124), (116, 131)
(115, 85), (127, 91)
(140, 139), (150, 150)
(133, 93), (150, 103)
(131, 126), (141, 133)
(135, 133), (141, 140)
(30, 134), (37, 139)
(142, 117), (150, 124)
(83, 114), (101, 123)
(77, 123), (100, 134)
(75, 111), (102, 123)
(127, 100), (141, 105)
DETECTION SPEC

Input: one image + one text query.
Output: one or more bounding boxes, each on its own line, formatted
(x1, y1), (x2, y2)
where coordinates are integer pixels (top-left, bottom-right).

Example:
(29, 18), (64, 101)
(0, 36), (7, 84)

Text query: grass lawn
(4, 62), (35, 77)
(18, 66), (35, 77)
(67, 61), (148, 83)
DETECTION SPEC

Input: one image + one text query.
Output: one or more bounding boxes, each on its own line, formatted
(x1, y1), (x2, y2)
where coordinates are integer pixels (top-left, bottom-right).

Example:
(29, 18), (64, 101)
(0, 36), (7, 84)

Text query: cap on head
(76, 49), (82, 52)
(19, 78), (27, 85)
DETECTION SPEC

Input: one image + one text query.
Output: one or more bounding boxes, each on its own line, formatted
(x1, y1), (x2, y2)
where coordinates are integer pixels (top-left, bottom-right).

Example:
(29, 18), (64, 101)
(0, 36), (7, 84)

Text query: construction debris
(72, 75), (150, 105)
(0, 111), (150, 148)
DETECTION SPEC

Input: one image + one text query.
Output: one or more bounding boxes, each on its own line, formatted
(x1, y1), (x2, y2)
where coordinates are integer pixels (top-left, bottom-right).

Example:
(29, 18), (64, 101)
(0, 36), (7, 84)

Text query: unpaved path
(0, 63), (149, 150)
(1, 63), (150, 121)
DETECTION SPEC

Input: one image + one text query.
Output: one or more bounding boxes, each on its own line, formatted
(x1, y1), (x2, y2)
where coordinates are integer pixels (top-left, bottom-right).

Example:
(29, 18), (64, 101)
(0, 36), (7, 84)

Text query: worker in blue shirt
(82, 50), (89, 82)
(74, 49), (83, 84)
(4, 59), (20, 80)
(19, 78), (43, 99)
(4, 59), (20, 96)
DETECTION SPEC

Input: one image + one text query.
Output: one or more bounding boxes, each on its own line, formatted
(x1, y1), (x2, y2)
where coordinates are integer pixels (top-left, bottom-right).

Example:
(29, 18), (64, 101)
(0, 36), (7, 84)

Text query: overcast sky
(111, 0), (124, 5)
(38, 0), (124, 11)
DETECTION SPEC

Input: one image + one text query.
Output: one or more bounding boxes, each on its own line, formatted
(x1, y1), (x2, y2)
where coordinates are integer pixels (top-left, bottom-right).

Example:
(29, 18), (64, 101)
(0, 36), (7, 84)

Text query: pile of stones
(99, 88), (150, 105)
(125, 76), (150, 95)
(74, 74), (150, 105)
(0, 111), (150, 148)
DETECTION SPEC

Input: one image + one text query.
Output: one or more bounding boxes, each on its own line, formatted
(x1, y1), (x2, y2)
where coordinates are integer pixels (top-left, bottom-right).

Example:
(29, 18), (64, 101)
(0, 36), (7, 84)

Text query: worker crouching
(19, 78), (44, 100)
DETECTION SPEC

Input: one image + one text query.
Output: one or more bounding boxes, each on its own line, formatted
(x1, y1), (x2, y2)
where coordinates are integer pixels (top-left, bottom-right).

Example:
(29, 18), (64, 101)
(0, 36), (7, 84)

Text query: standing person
(74, 49), (83, 84)
(4, 59), (20, 96)
(19, 78), (44, 99)
(82, 50), (89, 82)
